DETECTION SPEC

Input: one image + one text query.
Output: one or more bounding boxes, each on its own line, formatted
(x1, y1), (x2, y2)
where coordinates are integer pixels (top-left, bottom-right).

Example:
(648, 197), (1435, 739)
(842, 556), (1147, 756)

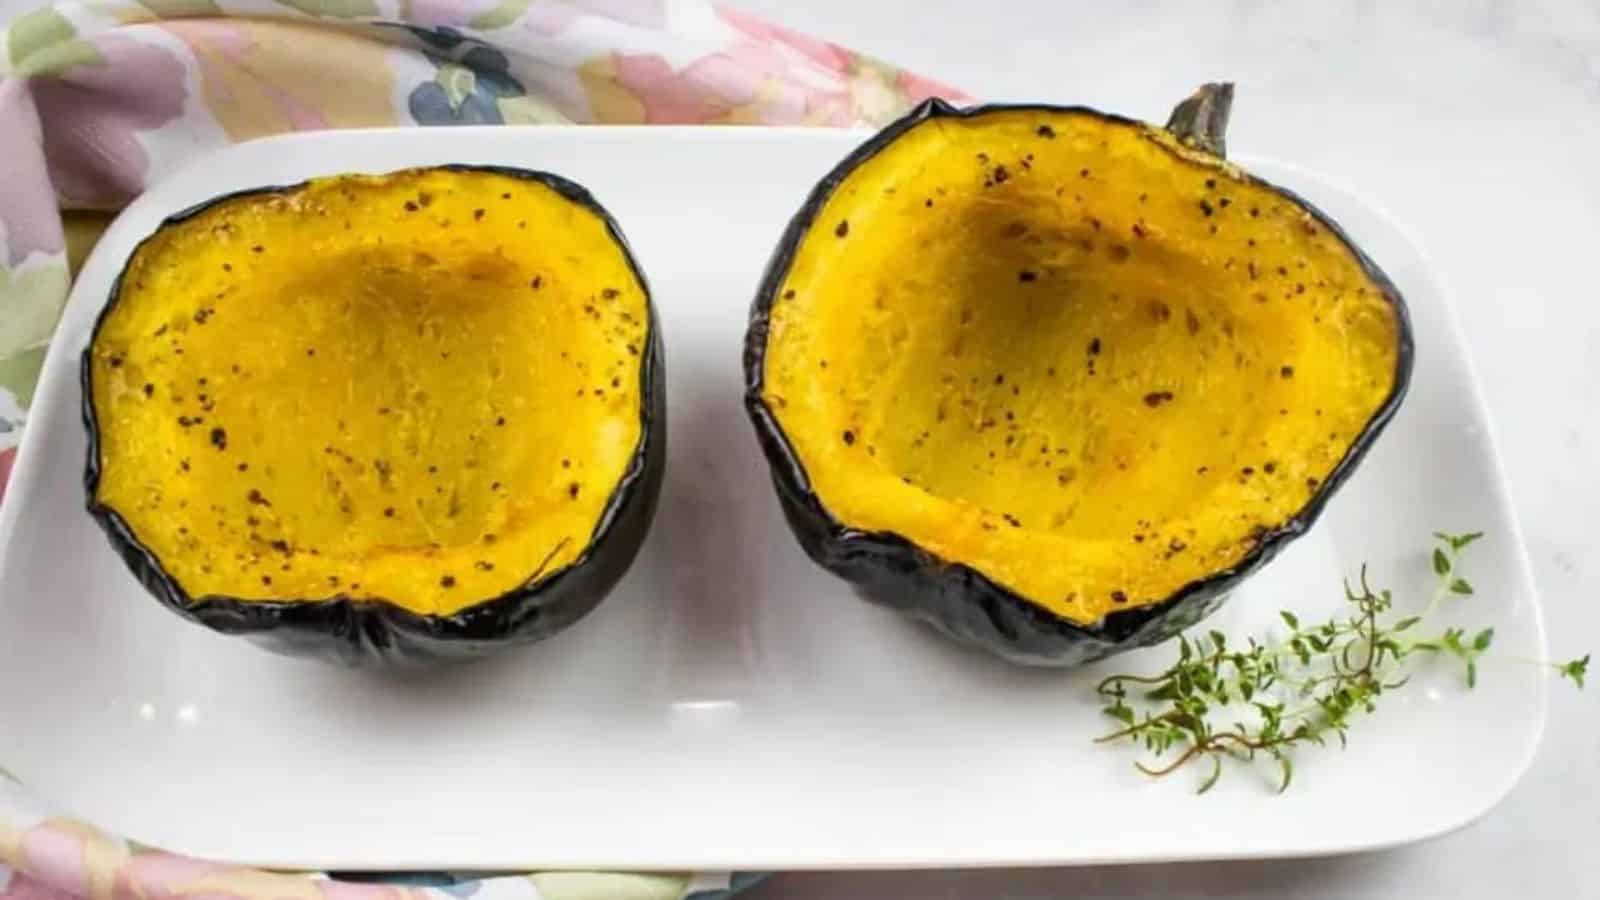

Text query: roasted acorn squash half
(84, 165), (664, 664)
(744, 85), (1412, 666)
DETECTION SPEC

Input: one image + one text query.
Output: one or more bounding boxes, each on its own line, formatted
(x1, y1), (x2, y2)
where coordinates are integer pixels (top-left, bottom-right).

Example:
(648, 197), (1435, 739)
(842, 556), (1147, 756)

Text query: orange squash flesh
(760, 108), (1403, 624)
(88, 168), (651, 617)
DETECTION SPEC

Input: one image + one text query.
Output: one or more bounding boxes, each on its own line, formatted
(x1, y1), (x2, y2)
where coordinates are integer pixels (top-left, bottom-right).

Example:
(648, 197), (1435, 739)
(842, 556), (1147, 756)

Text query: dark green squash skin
(743, 98), (1414, 667)
(83, 165), (665, 666)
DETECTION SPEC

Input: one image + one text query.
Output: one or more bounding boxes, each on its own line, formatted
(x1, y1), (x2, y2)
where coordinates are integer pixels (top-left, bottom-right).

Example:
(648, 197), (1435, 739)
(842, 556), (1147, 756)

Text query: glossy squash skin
(744, 89), (1413, 666)
(84, 166), (665, 665)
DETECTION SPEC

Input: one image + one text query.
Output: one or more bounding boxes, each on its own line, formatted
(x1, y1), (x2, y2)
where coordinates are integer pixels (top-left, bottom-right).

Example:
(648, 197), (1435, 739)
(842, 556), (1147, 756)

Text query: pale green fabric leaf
(84, 0), (156, 23)
(0, 260), (70, 358)
(136, 0), (225, 18)
(6, 8), (102, 76)
(470, 0), (532, 30)
(271, 0), (380, 18)
(0, 345), (49, 411)
(496, 94), (573, 125)
(439, 63), (476, 110)
(528, 872), (690, 900)
(14, 38), (103, 77)
(6, 8), (75, 67)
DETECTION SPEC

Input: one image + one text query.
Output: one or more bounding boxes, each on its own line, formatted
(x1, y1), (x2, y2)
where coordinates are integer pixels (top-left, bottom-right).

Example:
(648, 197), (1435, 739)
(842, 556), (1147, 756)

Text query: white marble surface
(2, 0), (1596, 895)
(732, 1), (1600, 897)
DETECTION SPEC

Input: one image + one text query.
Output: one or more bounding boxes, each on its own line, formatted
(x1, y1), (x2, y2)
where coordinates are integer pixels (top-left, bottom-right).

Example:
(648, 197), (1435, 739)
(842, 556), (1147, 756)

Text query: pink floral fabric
(34, 33), (188, 208)
(0, 2), (968, 898)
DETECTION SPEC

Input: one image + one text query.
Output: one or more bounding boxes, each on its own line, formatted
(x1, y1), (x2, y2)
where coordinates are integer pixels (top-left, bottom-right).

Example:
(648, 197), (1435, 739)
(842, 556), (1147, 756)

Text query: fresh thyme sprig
(1095, 531), (1589, 794)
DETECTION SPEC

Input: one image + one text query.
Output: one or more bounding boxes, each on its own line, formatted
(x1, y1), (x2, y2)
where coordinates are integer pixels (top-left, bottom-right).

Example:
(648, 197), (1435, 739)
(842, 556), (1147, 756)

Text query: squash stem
(1165, 82), (1235, 158)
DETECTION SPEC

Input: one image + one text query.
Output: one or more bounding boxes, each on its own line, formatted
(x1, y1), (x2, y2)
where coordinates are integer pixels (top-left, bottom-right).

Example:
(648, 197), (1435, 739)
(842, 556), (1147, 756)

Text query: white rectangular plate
(0, 126), (1546, 871)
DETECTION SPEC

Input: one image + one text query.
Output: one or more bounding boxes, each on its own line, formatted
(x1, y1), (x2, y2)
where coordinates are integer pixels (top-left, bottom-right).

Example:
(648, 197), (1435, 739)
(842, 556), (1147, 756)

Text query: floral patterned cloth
(0, 2), (966, 898)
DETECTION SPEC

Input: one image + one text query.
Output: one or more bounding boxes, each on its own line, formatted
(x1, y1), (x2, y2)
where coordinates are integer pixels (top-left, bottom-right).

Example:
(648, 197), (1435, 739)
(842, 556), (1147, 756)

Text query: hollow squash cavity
(760, 108), (1403, 625)
(88, 168), (650, 617)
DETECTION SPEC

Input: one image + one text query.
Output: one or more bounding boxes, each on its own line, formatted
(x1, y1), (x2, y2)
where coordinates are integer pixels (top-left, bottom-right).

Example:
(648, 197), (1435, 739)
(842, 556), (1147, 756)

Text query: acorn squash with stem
(744, 85), (1412, 666)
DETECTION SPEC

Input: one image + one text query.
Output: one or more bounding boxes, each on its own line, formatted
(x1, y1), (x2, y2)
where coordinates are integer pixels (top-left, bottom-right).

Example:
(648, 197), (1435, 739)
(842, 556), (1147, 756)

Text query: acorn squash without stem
(84, 165), (665, 664)
(744, 85), (1412, 666)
